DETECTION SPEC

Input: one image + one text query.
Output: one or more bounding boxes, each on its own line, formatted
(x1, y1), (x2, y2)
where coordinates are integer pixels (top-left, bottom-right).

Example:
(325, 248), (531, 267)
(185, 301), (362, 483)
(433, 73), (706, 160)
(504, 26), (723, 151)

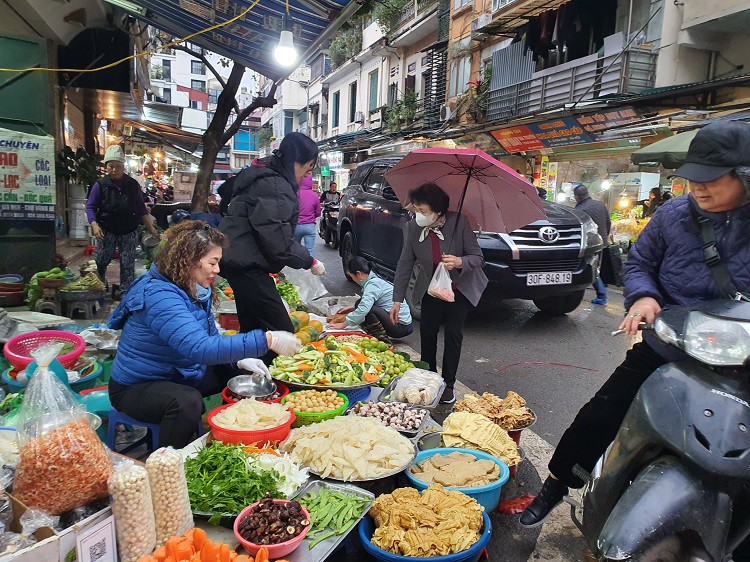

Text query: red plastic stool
(85, 245), (96, 256)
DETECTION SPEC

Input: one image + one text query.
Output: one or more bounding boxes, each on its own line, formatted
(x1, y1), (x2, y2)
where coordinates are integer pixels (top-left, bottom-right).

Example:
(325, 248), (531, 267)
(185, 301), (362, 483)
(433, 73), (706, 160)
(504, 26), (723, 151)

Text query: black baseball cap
(671, 120), (750, 182)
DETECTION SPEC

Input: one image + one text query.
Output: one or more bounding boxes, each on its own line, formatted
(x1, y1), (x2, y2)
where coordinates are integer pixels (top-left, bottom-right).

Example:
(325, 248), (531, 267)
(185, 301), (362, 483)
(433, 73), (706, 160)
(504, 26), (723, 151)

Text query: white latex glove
(267, 331), (302, 356)
(237, 358), (271, 377)
(311, 259), (326, 276)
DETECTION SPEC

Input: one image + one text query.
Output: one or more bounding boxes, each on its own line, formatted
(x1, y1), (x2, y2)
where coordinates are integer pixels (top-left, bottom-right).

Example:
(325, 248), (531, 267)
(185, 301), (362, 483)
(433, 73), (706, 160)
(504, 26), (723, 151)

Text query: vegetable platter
(285, 480), (375, 562)
(271, 336), (383, 390)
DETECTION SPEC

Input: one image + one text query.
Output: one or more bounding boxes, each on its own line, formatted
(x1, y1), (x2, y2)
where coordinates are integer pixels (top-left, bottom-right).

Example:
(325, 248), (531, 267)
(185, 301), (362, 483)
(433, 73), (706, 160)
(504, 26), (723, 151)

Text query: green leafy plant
(457, 64), (492, 123)
(328, 24), (363, 69)
(257, 127), (275, 150)
(56, 146), (104, 188)
(373, 0), (413, 37)
(402, 91), (420, 123)
(385, 102), (403, 131)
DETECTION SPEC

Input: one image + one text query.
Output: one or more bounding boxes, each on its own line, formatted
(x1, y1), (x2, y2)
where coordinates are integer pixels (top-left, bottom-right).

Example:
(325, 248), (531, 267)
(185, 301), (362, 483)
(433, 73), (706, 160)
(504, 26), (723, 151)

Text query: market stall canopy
(116, 119), (204, 154)
(631, 129), (698, 168)
(112, 0), (360, 81)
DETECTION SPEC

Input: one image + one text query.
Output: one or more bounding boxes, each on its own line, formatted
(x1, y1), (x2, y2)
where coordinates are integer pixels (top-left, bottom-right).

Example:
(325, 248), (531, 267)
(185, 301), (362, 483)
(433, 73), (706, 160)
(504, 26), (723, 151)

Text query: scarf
(418, 215), (447, 242)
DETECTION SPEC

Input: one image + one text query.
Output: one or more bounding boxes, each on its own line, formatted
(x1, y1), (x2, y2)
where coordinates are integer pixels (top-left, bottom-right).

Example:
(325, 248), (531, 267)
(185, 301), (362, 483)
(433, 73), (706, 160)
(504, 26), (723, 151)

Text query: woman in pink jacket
(293, 173), (322, 257)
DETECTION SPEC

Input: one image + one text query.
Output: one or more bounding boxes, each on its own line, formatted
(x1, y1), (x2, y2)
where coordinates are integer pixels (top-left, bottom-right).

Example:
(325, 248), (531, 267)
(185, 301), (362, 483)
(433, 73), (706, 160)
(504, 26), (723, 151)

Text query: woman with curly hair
(106, 220), (300, 448)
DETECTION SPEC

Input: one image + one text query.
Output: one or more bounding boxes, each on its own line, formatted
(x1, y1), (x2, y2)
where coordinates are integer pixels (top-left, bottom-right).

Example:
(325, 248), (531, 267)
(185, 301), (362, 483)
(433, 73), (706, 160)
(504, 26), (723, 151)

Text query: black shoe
(519, 476), (568, 527)
(440, 386), (455, 404)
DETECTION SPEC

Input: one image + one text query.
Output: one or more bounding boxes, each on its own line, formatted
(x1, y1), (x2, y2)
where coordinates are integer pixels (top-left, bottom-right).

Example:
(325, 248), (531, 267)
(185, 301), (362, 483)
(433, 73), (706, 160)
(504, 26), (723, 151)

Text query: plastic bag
(108, 460), (156, 562)
(427, 263), (454, 302)
(19, 509), (58, 537)
(280, 266), (329, 304)
(391, 368), (446, 407)
(12, 343), (112, 515)
(307, 295), (359, 317)
(146, 447), (193, 546)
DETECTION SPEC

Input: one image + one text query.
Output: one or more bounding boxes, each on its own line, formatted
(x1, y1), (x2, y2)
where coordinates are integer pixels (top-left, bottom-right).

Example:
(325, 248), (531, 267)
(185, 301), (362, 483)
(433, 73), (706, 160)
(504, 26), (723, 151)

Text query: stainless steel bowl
(228, 374), (277, 399)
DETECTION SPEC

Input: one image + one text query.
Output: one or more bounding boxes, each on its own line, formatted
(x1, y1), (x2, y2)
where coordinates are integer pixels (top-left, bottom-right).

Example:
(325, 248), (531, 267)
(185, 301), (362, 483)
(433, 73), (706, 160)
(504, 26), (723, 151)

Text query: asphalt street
(311, 234), (637, 561)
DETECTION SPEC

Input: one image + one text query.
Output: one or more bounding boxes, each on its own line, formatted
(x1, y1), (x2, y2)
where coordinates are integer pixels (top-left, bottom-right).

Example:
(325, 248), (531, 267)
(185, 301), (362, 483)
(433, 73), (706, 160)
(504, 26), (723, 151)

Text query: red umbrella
(384, 147), (546, 233)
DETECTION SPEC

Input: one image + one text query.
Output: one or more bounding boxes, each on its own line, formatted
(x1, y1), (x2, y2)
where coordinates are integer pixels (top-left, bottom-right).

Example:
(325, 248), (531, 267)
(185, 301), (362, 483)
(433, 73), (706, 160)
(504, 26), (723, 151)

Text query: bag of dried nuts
(108, 460), (156, 562)
(13, 343), (112, 515)
(145, 447), (194, 546)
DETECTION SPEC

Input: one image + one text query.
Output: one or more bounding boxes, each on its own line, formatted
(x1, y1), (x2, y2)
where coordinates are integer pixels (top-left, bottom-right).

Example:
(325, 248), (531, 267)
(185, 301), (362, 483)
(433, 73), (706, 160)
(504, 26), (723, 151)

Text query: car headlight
(654, 317), (679, 347)
(683, 311), (750, 366)
(581, 218), (602, 253)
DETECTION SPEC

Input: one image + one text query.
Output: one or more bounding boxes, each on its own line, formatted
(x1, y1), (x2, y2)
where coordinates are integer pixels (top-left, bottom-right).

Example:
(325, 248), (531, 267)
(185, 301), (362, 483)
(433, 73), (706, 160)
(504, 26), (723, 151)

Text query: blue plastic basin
(405, 447), (509, 511)
(359, 510), (491, 562)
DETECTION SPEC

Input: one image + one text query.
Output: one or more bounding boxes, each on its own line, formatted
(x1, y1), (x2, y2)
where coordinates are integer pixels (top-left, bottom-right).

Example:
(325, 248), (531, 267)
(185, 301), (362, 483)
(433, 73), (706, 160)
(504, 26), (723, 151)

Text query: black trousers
(548, 342), (667, 488)
(109, 364), (234, 449)
(419, 293), (472, 387)
(353, 298), (414, 339)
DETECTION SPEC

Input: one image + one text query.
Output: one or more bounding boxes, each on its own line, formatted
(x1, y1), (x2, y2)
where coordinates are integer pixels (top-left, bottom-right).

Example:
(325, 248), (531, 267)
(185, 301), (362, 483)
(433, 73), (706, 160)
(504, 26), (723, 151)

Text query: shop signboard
(575, 107), (643, 139)
(539, 156), (550, 189)
(546, 162), (558, 201)
(526, 117), (593, 148)
(327, 151), (344, 169)
(490, 125), (546, 153)
(320, 166), (331, 177)
(0, 127), (55, 221)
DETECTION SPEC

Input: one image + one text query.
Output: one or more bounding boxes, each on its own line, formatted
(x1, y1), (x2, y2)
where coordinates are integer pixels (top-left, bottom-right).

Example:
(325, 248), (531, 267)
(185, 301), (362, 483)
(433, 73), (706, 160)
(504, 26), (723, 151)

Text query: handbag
(600, 246), (624, 287)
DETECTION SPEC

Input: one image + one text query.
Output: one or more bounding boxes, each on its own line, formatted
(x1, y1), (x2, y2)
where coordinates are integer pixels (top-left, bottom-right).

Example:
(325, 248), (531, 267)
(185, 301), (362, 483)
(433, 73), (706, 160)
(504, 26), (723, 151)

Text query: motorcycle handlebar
(611, 322), (653, 337)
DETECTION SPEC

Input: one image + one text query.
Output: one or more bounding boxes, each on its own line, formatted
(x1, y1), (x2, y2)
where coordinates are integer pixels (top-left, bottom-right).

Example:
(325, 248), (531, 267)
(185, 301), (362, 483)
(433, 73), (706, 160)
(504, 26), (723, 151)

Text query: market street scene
(1, 0), (750, 561)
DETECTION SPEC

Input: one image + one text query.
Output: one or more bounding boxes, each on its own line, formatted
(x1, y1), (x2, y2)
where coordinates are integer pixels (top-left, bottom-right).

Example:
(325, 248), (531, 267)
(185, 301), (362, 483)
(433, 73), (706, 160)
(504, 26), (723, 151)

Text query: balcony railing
(487, 48), (657, 122)
(395, 0), (437, 30)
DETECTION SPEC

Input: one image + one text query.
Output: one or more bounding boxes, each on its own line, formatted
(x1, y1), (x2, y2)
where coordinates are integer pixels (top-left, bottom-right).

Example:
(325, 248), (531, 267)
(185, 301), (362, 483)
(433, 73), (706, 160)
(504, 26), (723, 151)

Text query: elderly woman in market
(521, 120), (750, 543)
(390, 183), (487, 404)
(107, 220), (300, 449)
(86, 145), (159, 295)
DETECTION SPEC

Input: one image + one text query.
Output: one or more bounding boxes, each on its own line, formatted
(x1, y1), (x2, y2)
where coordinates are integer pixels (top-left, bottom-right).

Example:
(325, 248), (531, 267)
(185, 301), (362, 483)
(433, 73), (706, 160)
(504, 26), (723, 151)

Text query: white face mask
(415, 212), (438, 227)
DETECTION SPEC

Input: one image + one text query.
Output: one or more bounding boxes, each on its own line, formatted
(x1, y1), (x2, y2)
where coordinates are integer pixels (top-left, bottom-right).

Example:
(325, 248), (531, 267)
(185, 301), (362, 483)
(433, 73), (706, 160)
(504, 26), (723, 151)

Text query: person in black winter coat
(574, 184), (611, 304)
(219, 133), (326, 343)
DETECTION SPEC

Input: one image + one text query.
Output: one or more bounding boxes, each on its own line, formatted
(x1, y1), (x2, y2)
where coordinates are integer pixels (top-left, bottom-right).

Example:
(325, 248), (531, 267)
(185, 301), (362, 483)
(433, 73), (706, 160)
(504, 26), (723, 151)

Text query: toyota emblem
(538, 226), (560, 243)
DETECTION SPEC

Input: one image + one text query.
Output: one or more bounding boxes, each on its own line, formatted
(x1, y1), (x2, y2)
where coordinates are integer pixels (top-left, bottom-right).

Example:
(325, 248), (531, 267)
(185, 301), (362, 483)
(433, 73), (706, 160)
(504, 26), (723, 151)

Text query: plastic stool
(64, 300), (97, 320)
(106, 408), (204, 454)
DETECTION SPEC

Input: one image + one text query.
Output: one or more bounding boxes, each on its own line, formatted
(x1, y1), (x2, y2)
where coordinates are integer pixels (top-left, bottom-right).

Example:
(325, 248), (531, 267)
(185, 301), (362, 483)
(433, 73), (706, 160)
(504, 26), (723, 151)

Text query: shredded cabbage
(246, 453), (309, 497)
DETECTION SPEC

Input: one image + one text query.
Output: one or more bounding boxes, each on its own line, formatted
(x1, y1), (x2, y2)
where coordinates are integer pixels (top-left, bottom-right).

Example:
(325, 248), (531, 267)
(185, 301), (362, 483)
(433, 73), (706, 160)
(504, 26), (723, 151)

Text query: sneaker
(440, 386), (455, 404)
(591, 298), (607, 305)
(519, 476), (568, 527)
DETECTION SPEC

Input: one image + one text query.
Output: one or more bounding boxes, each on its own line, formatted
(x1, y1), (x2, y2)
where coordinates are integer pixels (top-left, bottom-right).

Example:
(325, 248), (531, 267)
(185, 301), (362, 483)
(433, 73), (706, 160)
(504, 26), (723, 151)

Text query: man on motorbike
(521, 120), (750, 532)
(320, 181), (340, 204)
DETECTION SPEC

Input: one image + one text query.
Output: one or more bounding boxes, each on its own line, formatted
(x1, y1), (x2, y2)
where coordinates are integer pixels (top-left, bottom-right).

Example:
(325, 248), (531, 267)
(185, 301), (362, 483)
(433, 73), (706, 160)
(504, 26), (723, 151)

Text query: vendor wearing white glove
(237, 357), (271, 376)
(311, 259), (326, 276)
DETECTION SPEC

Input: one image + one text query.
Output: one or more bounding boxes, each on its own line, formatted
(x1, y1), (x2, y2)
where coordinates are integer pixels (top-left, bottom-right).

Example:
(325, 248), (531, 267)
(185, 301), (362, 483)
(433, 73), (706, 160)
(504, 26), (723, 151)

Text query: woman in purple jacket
(521, 120), (750, 530)
(293, 173), (321, 257)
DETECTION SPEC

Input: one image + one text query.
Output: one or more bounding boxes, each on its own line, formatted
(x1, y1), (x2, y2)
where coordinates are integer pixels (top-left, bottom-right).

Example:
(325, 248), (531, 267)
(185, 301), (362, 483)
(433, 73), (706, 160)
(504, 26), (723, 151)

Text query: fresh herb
(185, 442), (283, 524)
(0, 393), (23, 415)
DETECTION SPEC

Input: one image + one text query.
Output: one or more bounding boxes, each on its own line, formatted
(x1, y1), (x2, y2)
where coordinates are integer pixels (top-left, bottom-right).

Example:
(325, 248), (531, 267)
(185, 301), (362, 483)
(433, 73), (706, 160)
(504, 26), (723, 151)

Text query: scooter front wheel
(604, 536), (709, 562)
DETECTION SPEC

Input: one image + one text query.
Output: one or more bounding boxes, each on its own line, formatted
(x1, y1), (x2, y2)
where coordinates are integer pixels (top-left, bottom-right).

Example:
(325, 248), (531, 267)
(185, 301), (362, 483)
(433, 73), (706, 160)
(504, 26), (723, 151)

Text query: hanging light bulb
(274, 15), (297, 67)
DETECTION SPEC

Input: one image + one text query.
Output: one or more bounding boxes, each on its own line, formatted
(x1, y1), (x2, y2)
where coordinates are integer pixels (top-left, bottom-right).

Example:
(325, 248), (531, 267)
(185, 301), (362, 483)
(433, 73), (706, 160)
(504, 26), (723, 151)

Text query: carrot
(363, 372), (379, 382)
(200, 540), (220, 562)
(192, 528), (208, 551)
(174, 540), (194, 561)
(235, 556), (252, 562)
(319, 379), (330, 384)
(374, 365), (383, 372)
(153, 546), (167, 562)
(219, 543), (232, 562)
(243, 446), (279, 456)
(138, 557), (158, 562)
(254, 546), (269, 562)
(297, 363), (314, 371)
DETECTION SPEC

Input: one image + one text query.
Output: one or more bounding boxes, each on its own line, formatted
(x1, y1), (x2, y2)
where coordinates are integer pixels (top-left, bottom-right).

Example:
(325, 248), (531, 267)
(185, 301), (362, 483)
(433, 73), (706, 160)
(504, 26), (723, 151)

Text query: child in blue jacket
(108, 221), (300, 448)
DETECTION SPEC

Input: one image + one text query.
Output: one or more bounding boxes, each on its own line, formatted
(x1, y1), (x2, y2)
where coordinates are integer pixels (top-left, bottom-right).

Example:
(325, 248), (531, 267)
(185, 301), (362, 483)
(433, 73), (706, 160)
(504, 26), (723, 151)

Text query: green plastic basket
(282, 391), (349, 428)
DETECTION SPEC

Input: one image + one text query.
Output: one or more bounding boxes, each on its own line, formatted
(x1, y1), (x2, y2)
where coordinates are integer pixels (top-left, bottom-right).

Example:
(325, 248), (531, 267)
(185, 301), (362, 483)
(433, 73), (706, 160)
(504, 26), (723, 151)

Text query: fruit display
(289, 311), (323, 345)
(284, 390), (346, 413)
(61, 272), (105, 292)
(34, 267), (67, 280)
(271, 337), (382, 387)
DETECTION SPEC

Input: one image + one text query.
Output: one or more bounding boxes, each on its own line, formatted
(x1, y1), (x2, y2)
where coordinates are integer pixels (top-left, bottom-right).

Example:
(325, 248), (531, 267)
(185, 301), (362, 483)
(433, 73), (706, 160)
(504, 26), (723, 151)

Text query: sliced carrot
(363, 372), (379, 382)
(319, 379), (330, 384)
(254, 546), (269, 562)
(219, 543), (232, 562)
(138, 557), (158, 562)
(235, 556), (252, 562)
(192, 528), (208, 551)
(153, 546), (167, 562)
(374, 365), (383, 372)
(297, 363), (314, 370)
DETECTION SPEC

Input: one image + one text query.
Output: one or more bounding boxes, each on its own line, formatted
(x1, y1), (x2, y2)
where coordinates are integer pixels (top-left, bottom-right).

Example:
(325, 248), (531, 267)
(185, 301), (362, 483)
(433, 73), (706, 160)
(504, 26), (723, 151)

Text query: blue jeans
(294, 222), (317, 258)
(593, 276), (607, 300)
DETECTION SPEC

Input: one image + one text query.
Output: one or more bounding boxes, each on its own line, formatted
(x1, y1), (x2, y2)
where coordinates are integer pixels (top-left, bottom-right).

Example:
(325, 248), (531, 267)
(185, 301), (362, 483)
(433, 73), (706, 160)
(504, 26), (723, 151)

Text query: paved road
(311, 235), (637, 561)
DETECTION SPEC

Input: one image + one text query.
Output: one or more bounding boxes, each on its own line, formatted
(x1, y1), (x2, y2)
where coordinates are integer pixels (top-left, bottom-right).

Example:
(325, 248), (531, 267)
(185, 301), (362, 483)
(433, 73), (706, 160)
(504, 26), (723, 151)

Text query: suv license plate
(527, 272), (573, 286)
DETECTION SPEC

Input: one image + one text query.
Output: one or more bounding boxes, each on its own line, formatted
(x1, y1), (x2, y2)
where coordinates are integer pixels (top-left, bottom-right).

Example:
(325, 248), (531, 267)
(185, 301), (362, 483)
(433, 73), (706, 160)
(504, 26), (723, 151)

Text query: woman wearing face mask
(390, 183), (488, 403)
(106, 221), (300, 449)
(219, 133), (326, 342)
(328, 257), (413, 339)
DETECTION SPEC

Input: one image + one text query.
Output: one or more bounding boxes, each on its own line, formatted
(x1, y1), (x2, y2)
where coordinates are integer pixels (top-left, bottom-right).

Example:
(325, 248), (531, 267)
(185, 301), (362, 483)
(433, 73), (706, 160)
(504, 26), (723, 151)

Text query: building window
(234, 130), (250, 152)
(234, 154), (249, 168)
(368, 69), (379, 112)
(162, 59), (172, 81)
(191, 60), (206, 75)
(387, 83), (398, 107)
(190, 100), (201, 109)
(208, 89), (220, 105)
(449, 40), (472, 98)
(249, 132), (259, 151)
(331, 91), (340, 128)
(349, 82), (357, 123)
(162, 87), (171, 104)
(454, 0), (471, 9)
(284, 110), (294, 136)
(408, 62), (417, 73)
(191, 79), (206, 92)
(421, 55), (429, 66)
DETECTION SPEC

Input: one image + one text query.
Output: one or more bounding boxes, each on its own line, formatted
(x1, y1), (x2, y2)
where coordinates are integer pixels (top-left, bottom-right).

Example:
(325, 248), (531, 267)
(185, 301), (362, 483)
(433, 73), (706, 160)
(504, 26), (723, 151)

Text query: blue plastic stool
(106, 408), (203, 454)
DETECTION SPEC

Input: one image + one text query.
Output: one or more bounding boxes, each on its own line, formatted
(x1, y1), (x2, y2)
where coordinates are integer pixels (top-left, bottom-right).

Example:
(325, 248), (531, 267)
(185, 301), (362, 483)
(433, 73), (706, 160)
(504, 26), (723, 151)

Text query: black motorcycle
(571, 300), (750, 561)
(319, 201), (340, 248)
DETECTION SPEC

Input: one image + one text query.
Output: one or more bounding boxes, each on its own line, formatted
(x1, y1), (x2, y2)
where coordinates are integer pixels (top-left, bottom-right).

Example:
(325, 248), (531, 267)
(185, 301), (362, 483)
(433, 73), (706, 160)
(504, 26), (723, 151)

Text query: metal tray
(378, 375), (446, 411)
(306, 444), (417, 483)
(287, 480), (375, 562)
(274, 376), (381, 392)
(346, 403), (430, 438)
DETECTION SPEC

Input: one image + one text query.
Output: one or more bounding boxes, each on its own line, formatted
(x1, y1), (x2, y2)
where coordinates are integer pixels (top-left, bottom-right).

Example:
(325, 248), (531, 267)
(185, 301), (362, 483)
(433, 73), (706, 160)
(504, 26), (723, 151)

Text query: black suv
(338, 157), (603, 317)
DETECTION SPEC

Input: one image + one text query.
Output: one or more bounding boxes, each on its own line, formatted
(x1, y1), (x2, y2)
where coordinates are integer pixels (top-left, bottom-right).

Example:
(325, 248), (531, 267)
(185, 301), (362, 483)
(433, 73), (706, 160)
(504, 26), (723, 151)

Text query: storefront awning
(630, 130), (697, 168)
(116, 0), (361, 81)
(117, 119), (204, 154)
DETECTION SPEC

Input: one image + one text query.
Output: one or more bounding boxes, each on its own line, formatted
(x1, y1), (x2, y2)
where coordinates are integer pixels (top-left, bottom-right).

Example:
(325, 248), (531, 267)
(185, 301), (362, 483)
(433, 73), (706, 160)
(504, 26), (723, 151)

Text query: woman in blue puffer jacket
(107, 221), (300, 448)
(521, 120), (750, 530)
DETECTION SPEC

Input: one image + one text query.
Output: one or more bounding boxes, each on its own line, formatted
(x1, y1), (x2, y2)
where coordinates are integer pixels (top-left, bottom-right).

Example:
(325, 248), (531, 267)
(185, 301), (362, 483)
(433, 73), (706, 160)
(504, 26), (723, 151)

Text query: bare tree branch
(170, 43), (241, 115)
(221, 82), (279, 145)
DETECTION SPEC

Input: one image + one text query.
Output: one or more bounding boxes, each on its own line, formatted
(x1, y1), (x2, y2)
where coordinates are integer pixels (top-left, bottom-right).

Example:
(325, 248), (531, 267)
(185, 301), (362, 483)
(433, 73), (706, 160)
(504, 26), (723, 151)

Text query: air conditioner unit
(471, 12), (492, 40)
(354, 111), (365, 124)
(439, 104), (453, 122)
(123, 125), (133, 137)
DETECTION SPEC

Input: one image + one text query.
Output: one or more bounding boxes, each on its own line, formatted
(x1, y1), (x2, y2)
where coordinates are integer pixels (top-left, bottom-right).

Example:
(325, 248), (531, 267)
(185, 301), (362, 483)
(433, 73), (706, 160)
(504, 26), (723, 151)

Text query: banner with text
(0, 127), (56, 221)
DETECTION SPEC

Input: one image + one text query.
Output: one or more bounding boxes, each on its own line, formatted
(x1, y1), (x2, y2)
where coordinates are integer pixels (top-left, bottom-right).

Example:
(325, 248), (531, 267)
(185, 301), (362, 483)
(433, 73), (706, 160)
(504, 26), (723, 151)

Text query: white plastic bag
(392, 368), (446, 407)
(146, 447), (194, 546)
(108, 460), (156, 562)
(427, 263), (455, 302)
(281, 266), (329, 304)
